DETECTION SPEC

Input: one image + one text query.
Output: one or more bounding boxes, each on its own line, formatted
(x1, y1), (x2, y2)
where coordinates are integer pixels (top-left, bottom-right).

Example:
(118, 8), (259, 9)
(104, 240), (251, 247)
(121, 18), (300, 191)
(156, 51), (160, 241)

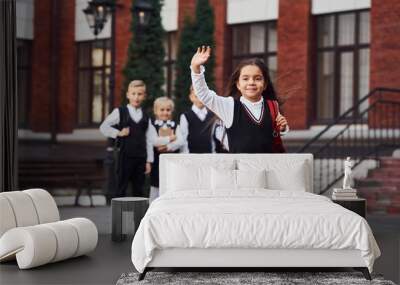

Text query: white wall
(75, 0), (111, 41)
(312, 0), (370, 15)
(161, 0), (178, 31)
(16, 0), (34, 39)
(227, 0), (278, 24)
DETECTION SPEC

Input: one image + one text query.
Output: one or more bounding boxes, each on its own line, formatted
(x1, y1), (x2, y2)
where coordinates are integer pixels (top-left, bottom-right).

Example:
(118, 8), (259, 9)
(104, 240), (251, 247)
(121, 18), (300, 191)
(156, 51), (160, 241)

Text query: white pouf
(0, 189), (98, 269)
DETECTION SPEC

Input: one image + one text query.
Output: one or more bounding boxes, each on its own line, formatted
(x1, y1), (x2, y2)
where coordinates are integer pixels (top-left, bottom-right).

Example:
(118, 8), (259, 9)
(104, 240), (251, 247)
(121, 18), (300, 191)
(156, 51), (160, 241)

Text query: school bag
(113, 106), (130, 172)
(266, 100), (286, 153)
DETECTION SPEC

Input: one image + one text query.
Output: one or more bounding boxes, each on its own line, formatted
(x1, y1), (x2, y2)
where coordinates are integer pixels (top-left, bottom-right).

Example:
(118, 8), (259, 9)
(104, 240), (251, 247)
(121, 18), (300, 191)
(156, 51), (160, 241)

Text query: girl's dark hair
(225, 58), (278, 102)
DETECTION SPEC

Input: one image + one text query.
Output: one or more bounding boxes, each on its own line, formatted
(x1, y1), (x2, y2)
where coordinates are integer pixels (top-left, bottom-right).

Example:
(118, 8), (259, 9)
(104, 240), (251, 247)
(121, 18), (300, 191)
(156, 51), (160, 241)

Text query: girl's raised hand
(191, 46), (211, 73)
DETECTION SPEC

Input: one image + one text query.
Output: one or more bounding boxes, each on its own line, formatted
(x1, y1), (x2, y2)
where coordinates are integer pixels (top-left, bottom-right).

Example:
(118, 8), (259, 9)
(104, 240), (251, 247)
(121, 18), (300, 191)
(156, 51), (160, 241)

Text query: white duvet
(131, 190), (380, 273)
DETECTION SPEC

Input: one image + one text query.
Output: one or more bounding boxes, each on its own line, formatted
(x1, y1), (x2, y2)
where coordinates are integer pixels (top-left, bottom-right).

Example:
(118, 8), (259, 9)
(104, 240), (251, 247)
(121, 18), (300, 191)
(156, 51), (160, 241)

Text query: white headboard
(159, 154), (314, 195)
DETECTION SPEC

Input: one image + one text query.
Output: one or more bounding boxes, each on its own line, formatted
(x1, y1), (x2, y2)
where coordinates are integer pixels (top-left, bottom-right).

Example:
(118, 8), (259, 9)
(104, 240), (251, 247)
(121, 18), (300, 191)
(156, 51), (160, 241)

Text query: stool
(111, 197), (149, 242)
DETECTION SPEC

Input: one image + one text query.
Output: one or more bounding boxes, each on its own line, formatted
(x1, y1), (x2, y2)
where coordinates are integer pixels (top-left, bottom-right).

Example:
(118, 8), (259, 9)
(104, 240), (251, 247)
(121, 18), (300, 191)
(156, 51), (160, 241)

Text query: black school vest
(118, 106), (149, 158)
(226, 99), (274, 153)
(150, 120), (179, 187)
(184, 110), (214, 153)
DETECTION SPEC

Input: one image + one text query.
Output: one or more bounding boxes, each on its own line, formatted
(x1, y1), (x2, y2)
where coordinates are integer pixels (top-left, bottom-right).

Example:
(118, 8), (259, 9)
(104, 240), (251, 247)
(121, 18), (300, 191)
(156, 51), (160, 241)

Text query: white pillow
(237, 159), (308, 192)
(211, 168), (236, 190)
(267, 166), (307, 191)
(236, 169), (267, 189)
(211, 169), (268, 191)
(167, 159), (235, 192)
(167, 162), (208, 191)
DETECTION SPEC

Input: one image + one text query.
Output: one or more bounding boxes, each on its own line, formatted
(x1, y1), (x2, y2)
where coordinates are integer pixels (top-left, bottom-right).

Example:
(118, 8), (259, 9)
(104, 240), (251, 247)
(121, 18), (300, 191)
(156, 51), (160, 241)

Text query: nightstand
(111, 197), (149, 242)
(332, 198), (366, 218)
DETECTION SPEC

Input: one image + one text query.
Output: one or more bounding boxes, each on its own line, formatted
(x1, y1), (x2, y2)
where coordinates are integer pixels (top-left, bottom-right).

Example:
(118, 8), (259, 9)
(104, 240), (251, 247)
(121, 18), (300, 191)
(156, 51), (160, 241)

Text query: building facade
(16, 0), (400, 142)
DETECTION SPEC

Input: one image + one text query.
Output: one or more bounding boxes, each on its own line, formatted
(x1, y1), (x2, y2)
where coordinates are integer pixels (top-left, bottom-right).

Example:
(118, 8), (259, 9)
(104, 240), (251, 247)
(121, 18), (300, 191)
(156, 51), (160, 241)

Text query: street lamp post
(132, 0), (152, 26)
(83, 0), (116, 202)
(132, 0), (153, 41)
(83, 0), (115, 36)
(83, 0), (153, 201)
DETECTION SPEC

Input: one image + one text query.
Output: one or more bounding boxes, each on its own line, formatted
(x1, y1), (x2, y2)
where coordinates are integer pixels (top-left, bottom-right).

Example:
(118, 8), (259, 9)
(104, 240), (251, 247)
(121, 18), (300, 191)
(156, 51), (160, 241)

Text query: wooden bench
(19, 160), (105, 206)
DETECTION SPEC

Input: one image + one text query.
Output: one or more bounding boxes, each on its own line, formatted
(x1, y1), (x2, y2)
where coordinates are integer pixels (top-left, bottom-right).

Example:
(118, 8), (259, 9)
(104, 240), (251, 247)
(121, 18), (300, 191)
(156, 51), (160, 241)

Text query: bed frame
(139, 248), (370, 280)
(138, 154), (372, 281)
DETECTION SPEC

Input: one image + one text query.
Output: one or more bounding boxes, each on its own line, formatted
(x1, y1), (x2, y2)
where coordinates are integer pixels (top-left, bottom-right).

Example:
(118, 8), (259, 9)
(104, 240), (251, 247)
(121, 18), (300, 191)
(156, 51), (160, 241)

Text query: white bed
(131, 154), (380, 280)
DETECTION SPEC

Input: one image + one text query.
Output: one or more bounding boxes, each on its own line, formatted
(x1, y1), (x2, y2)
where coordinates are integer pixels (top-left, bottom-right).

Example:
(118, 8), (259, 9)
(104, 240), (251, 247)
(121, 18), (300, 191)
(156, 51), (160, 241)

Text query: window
(17, 40), (32, 128)
(315, 10), (370, 122)
(77, 39), (111, 126)
(231, 21), (277, 83)
(163, 32), (177, 97)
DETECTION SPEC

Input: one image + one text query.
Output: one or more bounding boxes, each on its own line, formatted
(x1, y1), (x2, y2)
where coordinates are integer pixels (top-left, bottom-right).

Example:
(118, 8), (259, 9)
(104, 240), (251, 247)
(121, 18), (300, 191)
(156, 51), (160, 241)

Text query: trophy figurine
(342, 157), (354, 190)
(332, 157), (357, 199)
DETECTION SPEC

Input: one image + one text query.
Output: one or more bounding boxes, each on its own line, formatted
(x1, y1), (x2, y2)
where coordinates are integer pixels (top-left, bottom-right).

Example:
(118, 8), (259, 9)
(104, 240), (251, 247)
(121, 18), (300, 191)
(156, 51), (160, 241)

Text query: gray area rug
(116, 271), (396, 285)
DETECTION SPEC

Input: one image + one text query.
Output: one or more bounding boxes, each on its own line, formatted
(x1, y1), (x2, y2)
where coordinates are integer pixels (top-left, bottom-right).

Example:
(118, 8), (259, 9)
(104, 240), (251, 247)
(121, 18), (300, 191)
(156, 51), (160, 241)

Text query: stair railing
(297, 87), (400, 194)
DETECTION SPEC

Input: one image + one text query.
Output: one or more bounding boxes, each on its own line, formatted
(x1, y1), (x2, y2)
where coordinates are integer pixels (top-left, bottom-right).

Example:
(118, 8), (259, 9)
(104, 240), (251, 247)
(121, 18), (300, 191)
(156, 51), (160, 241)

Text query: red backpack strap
(267, 99), (286, 153)
(273, 100), (280, 117)
(267, 100), (279, 136)
(267, 100), (277, 121)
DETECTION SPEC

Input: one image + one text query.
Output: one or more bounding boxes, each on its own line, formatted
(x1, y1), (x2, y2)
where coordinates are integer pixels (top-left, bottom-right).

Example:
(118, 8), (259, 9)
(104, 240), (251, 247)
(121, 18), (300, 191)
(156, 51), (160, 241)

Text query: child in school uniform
(149, 96), (185, 203)
(99, 80), (153, 198)
(180, 85), (216, 153)
(190, 46), (289, 153)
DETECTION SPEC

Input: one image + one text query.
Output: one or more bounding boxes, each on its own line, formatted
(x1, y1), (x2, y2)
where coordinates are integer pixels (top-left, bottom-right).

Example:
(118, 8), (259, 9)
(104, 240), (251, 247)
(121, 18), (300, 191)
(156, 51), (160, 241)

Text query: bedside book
(333, 188), (357, 193)
(332, 188), (358, 200)
(332, 195), (359, 200)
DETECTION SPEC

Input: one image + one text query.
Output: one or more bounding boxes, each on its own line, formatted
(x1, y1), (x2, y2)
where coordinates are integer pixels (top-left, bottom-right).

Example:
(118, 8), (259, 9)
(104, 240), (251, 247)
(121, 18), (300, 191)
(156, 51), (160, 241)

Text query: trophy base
(333, 188), (356, 192)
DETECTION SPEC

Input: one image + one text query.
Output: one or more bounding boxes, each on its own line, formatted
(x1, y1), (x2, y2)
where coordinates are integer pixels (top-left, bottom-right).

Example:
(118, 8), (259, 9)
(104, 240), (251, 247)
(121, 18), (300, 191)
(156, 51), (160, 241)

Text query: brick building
(16, 0), (400, 143)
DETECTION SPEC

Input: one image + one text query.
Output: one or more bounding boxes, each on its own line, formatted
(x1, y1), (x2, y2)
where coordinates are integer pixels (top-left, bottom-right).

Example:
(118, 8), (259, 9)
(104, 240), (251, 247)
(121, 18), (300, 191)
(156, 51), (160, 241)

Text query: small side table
(332, 198), (366, 218)
(111, 197), (149, 242)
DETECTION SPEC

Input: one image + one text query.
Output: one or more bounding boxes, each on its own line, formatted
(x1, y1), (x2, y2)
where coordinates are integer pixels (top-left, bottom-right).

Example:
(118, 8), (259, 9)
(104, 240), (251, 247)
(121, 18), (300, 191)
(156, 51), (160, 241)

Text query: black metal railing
(298, 87), (400, 194)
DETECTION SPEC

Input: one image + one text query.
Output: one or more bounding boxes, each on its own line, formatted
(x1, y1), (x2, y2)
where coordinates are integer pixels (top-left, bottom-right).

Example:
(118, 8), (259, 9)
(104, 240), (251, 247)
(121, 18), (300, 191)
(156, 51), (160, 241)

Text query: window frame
(76, 39), (111, 127)
(230, 20), (278, 83)
(163, 31), (177, 98)
(313, 9), (370, 124)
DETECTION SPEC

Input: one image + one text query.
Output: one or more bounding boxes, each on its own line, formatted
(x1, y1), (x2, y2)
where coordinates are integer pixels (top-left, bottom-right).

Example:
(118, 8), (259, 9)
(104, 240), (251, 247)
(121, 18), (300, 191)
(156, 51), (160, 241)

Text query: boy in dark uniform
(100, 80), (153, 198)
(180, 86), (215, 153)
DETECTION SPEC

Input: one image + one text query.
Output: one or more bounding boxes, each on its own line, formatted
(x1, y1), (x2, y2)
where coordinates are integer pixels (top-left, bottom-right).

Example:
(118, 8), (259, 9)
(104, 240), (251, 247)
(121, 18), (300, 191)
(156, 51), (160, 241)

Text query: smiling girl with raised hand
(191, 46), (288, 153)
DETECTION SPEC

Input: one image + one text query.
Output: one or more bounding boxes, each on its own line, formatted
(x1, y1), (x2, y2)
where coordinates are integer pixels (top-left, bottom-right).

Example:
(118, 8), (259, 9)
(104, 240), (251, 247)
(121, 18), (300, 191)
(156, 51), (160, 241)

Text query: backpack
(266, 100), (286, 153)
(113, 106), (130, 172)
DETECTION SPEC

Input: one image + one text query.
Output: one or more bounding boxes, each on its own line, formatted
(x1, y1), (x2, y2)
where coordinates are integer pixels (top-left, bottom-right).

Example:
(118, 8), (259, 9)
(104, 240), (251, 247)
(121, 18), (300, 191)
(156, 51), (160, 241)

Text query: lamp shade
(82, 0), (114, 36)
(132, 0), (153, 27)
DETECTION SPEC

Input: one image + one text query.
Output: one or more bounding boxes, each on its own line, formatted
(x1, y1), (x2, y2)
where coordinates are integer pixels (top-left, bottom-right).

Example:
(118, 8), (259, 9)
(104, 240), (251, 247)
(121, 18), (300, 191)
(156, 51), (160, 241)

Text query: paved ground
(0, 235), (132, 285)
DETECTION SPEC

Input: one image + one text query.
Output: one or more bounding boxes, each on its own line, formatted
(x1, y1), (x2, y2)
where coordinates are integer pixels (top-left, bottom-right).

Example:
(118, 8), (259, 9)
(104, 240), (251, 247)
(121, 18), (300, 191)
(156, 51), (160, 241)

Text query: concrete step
(355, 178), (400, 188)
(365, 200), (400, 215)
(368, 169), (400, 178)
(358, 186), (397, 194)
(386, 205), (400, 214)
(354, 157), (400, 215)
(379, 157), (400, 168)
(358, 186), (400, 214)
